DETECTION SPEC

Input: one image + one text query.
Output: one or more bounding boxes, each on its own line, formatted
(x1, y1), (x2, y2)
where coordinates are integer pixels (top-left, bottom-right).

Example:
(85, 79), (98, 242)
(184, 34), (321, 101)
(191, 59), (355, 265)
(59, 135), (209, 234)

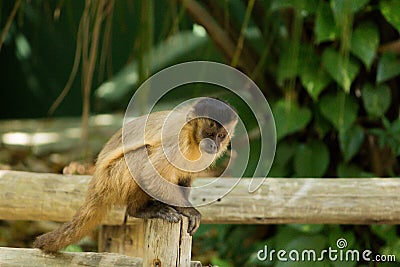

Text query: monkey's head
(186, 98), (238, 157)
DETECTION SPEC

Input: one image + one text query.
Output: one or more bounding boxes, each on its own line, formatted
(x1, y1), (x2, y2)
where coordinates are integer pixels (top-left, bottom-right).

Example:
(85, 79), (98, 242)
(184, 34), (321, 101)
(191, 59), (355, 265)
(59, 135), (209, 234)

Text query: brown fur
(34, 102), (237, 252)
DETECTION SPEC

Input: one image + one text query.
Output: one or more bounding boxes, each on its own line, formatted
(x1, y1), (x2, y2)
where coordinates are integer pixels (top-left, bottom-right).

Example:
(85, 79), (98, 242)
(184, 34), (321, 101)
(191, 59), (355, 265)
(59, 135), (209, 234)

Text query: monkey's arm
(173, 177), (201, 235)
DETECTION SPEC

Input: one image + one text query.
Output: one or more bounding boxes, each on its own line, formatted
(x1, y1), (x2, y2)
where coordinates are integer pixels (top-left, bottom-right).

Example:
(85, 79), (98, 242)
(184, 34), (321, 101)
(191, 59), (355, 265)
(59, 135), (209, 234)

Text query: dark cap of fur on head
(189, 97), (237, 125)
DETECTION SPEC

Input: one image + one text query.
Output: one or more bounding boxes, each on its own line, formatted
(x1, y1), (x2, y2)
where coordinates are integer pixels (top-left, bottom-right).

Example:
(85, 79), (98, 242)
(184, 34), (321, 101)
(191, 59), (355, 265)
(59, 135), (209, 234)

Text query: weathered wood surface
(0, 247), (142, 267)
(0, 114), (122, 155)
(0, 170), (125, 225)
(143, 218), (193, 267)
(1, 170), (400, 224)
(0, 247), (202, 267)
(99, 223), (145, 257)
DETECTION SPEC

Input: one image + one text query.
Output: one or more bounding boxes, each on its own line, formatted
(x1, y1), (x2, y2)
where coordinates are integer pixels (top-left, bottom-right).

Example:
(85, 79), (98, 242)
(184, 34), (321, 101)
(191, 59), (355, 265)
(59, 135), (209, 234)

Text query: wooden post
(143, 217), (192, 267)
(98, 221), (145, 257)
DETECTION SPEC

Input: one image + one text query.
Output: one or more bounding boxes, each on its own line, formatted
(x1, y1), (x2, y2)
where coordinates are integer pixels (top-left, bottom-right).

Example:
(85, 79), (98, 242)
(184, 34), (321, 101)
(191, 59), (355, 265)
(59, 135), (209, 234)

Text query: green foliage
(314, 2), (338, 43)
(339, 125), (365, 162)
(350, 21), (379, 70)
(380, 0), (400, 33)
(361, 83), (391, 118)
(294, 140), (329, 177)
(337, 163), (374, 177)
(272, 100), (312, 141)
(376, 53), (400, 83)
(322, 48), (360, 93)
(299, 45), (332, 101)
(319, 91), (358, 133)
(370, 118), (400, 156)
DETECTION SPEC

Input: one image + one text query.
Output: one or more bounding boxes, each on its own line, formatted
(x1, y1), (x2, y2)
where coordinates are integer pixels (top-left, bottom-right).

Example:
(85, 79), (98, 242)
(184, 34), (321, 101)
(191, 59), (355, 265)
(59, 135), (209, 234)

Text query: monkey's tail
(33, 193), (110, 252)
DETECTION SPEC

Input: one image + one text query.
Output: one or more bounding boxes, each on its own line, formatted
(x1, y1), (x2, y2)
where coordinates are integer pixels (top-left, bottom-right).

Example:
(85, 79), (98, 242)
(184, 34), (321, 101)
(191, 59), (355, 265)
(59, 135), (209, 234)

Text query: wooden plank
(0, 114), (122, 155)
(0, 247), (142, 267)
(0, 170), (125, 225)
(0, 170), (400, 224)
(143, 218), (192, 267)
(98, 223), (145, 257)
(0, 247), (202, 267)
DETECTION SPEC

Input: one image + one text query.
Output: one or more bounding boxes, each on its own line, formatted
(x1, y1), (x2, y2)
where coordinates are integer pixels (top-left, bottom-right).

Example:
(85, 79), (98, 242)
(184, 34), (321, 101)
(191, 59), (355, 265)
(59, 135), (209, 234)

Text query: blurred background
(1, 0), (400, 266)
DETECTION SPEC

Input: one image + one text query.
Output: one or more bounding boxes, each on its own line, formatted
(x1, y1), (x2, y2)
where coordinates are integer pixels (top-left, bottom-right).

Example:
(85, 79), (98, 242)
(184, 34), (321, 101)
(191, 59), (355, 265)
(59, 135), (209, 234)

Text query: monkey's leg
(131, 200), (182, 223)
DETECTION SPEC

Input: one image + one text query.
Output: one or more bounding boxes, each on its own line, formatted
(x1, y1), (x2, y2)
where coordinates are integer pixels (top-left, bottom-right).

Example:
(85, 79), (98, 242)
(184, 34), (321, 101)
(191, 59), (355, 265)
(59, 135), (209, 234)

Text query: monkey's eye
(217, 133), (226, 139)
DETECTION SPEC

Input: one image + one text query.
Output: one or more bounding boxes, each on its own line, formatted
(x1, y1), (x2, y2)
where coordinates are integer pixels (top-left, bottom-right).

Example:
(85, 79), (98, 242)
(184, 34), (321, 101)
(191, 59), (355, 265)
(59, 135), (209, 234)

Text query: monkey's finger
(188, 214), (201, 236)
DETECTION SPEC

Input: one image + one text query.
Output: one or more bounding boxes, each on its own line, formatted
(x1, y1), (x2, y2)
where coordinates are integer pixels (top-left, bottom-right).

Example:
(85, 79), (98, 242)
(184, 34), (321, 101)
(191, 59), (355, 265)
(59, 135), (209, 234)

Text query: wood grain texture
(0, 247), (202, 267)
(0, 170), (125, 224)
(98, 223), (145, 257)
(143, 218), (192, 267)
(1, 170), (400, 224)
(0, 247), (142, 267)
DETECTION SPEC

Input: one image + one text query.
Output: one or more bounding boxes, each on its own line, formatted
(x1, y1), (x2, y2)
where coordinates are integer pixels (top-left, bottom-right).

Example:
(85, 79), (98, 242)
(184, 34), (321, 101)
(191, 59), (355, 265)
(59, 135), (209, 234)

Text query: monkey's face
(191, 118), (236, 158)
(185, 97), (238, 158)
(198, 119), (229, 155)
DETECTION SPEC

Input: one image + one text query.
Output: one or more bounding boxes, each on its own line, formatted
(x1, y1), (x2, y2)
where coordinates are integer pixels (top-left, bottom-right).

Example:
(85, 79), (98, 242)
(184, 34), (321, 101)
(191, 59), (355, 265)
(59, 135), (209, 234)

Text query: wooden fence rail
(1, 170), (400, 266)
(1, 170), (400, 224)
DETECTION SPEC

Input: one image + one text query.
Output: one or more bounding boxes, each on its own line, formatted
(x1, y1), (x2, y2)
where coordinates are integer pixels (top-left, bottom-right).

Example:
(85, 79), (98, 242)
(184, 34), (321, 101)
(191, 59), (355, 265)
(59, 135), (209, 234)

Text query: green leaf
(299, 45), (332, 100)
(211, 257), (234, 267)
(319, 91), (359, 133)
(276, 235), (327, 267)
(337, 163), (374, 177)
(322, 48), (361, 92)
(270, 0), (319, 15)
(361, 83), (391, 118)
(371, 225), (397, 243)
(330, 0), (368, 50)
(314, 108), (333, 138)
(294, 141), (330, 177)
(339, 125), (365, 162)
(330, 0), (368, 15)
(288, 224), (324, 234)
(380, 0), (400, 33)
(376, 52), (400, 83)
(272, 100), (312, 140)
(315, 2), (338, 43)
(350, 21), (379, 70)
(277, 44), (299, 86)
(268, 142), (298, 177)
(328, 227), (357, 267)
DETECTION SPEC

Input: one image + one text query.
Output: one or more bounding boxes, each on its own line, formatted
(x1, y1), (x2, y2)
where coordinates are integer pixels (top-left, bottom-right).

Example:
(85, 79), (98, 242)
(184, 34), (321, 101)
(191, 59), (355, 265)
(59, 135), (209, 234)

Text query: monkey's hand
(133, 201), (182, 223)
(174, 206), (201, 235)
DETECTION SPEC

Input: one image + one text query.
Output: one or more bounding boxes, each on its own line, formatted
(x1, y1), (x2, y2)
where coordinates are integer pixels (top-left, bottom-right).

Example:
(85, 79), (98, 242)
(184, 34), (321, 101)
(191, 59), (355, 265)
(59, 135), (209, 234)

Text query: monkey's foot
(175, 206), (201, 236)
(133, 201), (182, 223)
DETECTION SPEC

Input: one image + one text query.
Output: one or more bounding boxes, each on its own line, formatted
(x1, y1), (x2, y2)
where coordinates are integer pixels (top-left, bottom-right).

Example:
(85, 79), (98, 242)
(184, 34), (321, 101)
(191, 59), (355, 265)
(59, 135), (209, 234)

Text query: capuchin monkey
(34, 98), (238, 252)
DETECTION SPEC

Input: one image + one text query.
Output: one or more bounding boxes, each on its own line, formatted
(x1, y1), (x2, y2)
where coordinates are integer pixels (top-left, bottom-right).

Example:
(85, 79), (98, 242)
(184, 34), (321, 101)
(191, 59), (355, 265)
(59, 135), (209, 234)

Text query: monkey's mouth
(199, 139), (218, 154)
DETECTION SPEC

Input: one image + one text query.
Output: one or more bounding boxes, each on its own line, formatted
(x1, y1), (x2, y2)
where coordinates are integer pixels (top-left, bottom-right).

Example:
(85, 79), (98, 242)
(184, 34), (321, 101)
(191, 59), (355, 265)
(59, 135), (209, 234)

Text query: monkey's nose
(200, 138), (218, 154)
(209, 143), (217, 153)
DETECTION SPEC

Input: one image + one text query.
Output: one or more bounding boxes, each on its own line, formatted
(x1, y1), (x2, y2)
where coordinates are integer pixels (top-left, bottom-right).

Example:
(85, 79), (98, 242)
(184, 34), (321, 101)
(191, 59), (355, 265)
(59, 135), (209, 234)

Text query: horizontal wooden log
(0, 247), (202, 267)
(0, 114), (122, 156)
(0, 170), (125, 225)
(1, 170), (400, 224)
